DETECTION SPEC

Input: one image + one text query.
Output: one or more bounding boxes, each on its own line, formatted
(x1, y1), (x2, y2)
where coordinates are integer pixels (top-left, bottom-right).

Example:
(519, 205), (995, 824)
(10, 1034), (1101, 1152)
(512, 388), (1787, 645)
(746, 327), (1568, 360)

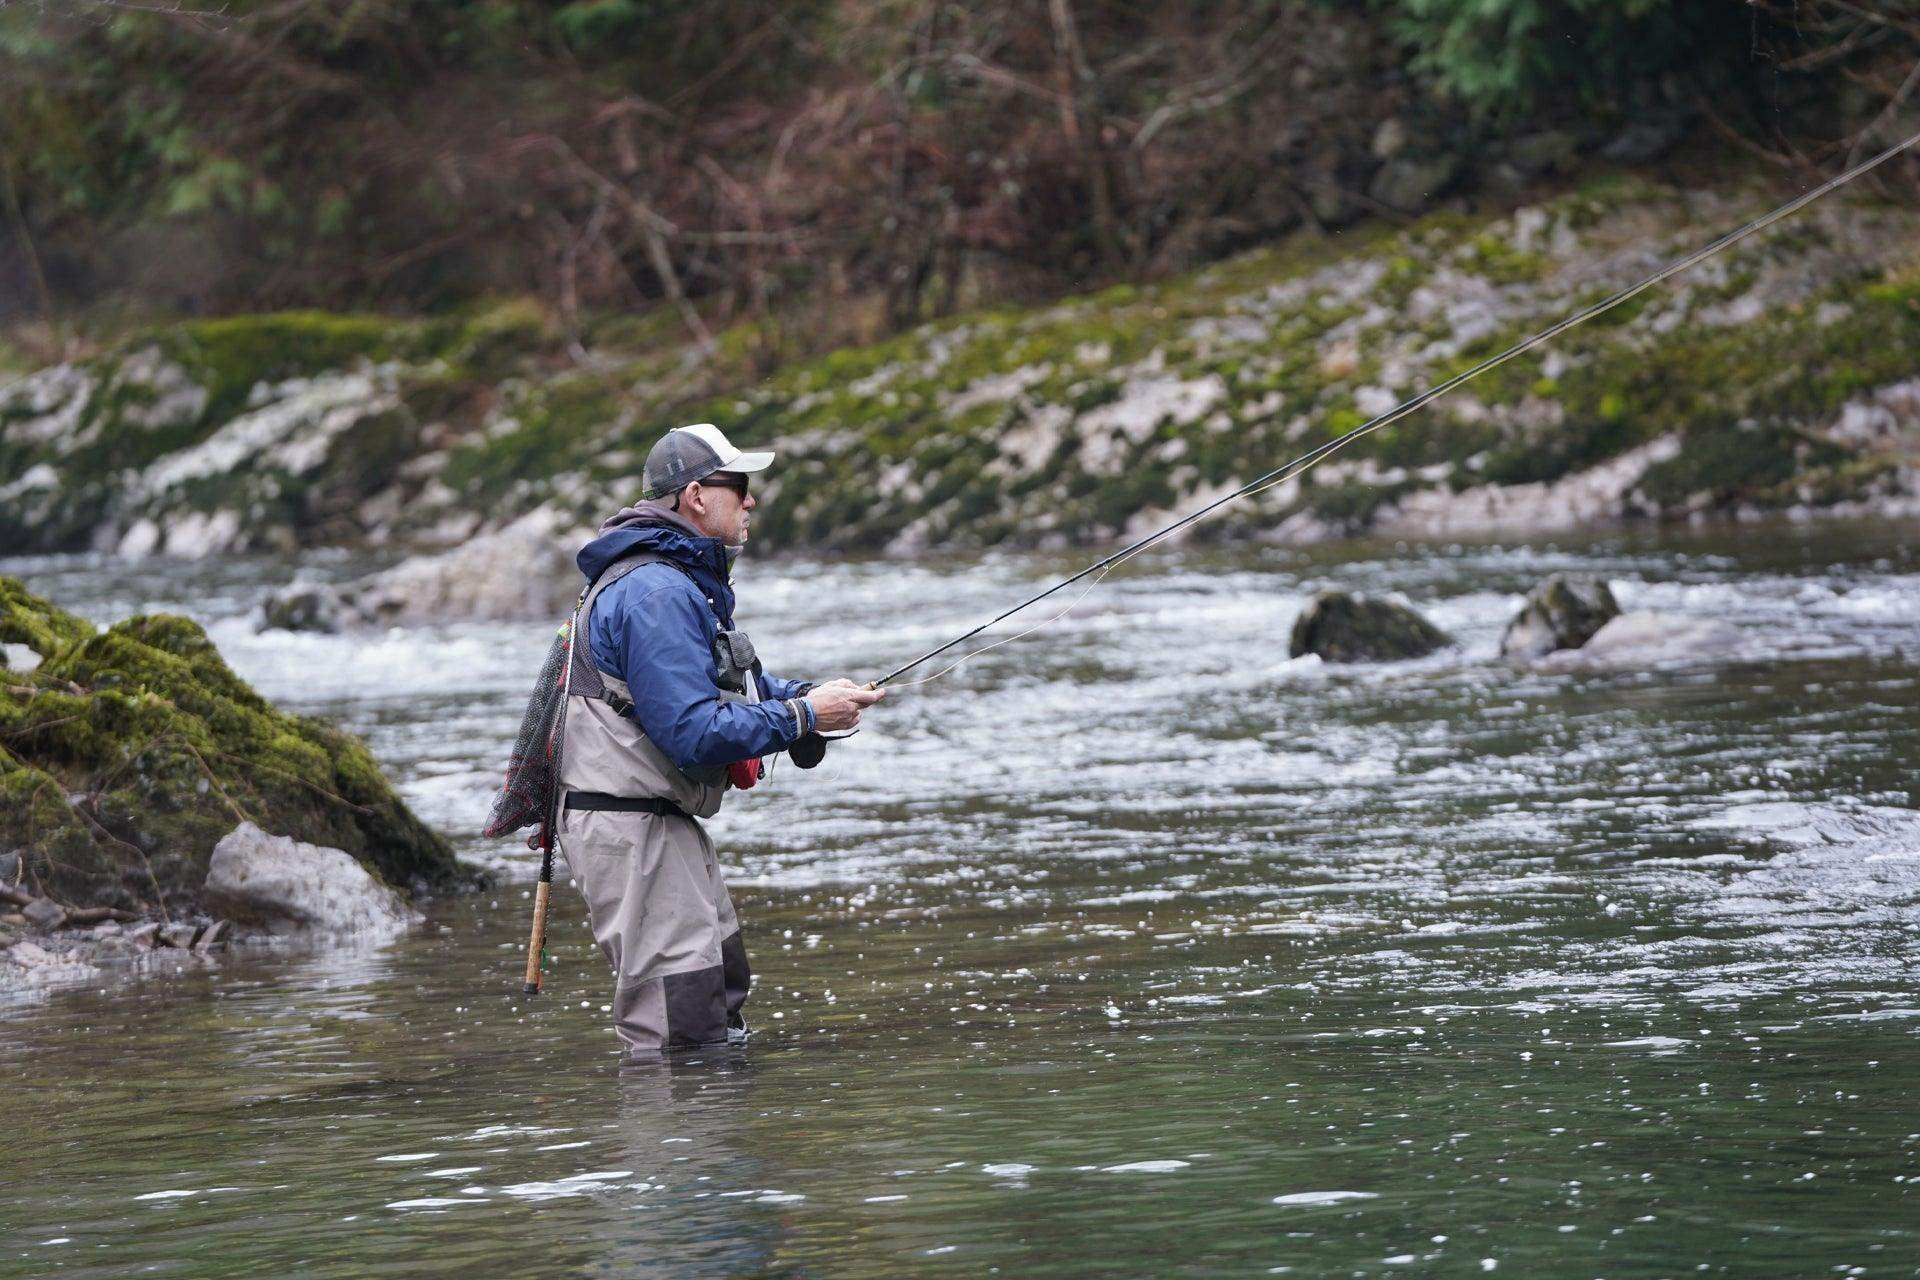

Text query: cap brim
(726, 449), (775, 473)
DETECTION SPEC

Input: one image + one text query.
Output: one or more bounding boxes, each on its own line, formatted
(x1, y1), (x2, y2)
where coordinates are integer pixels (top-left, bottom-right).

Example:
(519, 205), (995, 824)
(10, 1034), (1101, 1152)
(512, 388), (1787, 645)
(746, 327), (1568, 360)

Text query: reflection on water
(4, 519), (1919, 1277)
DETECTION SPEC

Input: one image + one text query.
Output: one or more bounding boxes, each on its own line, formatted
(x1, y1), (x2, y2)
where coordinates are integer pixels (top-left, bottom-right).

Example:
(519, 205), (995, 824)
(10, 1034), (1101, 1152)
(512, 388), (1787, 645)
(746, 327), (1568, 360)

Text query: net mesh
(482, 614), (575, 847)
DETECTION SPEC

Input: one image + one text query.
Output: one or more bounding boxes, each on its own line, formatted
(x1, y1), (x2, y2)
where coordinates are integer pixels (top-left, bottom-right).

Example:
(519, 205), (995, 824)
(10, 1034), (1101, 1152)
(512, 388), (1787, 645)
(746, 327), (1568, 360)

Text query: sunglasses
(699, 472), (750, 498)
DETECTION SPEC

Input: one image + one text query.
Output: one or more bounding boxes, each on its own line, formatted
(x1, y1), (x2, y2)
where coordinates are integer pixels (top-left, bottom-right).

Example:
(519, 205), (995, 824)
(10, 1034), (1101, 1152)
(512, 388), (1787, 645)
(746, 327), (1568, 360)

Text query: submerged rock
(206, 822), (421, 936)
(258, 581), (344, 634)
(1536, 610), (1748, 670)
(1500, 573), (1621, 660)
(0, 576), (473, 924)
(1288, 591), (1451, 663)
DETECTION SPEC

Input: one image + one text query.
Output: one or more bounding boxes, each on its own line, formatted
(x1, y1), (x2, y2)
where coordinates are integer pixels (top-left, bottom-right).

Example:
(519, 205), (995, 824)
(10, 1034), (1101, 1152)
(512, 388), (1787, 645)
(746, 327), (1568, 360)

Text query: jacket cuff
(784, 696), (814, 740)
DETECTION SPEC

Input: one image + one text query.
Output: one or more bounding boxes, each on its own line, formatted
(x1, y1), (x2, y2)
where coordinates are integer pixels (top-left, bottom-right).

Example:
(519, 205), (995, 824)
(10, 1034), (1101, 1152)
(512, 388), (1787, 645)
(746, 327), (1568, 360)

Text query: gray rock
(1369, 154), (1459, 214)
(343, 514), (578, 626)
(1538, 611), (1748, 671)
(205, 821), (420, 936)
(1501, 573), (1621, 660)
(257, 513), (581, 633)
(1289, 591), (1452, 663)
(127, 922), (161, 948)
(1371, 117), (1410, 161)
(194, 919), (230, 952)
(0, 850), (20, 882)
(258, 582), (344, 633)
(7, 940), (58, 968)
(21, 897), (66, 931)
(159, 923), (199, 949)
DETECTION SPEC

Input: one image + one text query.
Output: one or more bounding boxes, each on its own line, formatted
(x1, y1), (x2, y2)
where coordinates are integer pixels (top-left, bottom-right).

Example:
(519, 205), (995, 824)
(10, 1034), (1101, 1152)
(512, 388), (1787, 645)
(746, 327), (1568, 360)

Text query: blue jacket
(576, 503), (810, 772)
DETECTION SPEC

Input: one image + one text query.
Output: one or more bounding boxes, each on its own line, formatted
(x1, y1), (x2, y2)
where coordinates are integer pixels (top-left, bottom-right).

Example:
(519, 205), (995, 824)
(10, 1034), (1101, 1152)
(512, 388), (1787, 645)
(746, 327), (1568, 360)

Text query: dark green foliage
(0, 577), (470, 917)
(1368, 0), (1738, 117)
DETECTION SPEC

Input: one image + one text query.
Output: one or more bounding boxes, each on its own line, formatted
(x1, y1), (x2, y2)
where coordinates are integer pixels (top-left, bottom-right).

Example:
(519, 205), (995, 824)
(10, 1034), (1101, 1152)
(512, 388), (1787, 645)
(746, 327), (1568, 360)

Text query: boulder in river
(1500, 573), (1621, 660)
(0, 575), (474, 924)
(258, 581), (344, 634)
(206, 822), (421, 936)
(256, 512), (582, 632)
(1535, 610), (1748, 671)
(1288, 590), (1452, 663)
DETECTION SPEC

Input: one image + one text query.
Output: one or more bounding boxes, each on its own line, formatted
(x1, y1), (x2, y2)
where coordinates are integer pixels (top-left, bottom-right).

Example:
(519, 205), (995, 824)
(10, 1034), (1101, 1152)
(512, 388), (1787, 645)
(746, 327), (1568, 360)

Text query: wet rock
(2, 576), (467, 917)
(1537, 611), (1747, 670)
(1288, 591), (1452, 663)
(2, 938), (97, 982)
(21, 897), (66, 931)
(127, 922), (161, 948)
(345, 515), (578, 626)
(0, 850), (19, 881)
(258, 581), (344, 634)
(257, 513), (581, 632)
(194, 919), (230, 952)
(205, 822), (422, 937)
(1500, 573), (1621, 660)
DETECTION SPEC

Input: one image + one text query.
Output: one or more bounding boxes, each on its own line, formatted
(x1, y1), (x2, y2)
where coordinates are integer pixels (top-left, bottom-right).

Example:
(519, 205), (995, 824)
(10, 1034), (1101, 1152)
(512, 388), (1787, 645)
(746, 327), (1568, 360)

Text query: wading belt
(564, 791), (691, 820)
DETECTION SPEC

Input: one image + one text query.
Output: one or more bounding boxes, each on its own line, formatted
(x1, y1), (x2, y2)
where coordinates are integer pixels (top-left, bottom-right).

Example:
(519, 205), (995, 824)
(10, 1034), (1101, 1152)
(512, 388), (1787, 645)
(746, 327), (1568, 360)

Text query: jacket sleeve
(756, 670), (813, 702)
(605, 582), (803, 769)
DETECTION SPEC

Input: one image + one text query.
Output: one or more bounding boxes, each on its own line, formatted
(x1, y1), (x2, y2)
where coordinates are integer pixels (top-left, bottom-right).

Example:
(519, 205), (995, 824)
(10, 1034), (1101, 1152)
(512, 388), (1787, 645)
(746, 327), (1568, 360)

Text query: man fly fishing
(496, 130), (1918, 1065)
(547, 423), (881, 1061)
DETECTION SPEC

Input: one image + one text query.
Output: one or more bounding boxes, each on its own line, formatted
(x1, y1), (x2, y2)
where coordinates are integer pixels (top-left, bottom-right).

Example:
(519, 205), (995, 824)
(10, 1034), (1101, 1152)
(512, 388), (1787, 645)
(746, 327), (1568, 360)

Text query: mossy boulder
(1500, 573), (1621, 660)
(0, 576), (471, 920)
(1289, 590), (1452, 663)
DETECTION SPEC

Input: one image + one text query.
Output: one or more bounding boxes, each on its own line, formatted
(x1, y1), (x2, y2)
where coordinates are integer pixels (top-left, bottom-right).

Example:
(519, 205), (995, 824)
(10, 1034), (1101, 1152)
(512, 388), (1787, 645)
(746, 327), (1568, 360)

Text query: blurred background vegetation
(2, 0), (1915, 366)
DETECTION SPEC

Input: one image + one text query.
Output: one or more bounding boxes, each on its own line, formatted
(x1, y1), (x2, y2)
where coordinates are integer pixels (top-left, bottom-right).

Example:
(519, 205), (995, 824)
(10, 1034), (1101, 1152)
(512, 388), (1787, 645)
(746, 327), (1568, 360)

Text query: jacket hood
(576, 499), (734, 598)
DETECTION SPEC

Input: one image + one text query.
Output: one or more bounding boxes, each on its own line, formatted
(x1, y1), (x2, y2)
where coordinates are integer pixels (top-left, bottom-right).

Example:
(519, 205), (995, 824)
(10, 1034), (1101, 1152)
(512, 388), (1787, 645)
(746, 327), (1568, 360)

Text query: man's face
(685, 472), (755, 546)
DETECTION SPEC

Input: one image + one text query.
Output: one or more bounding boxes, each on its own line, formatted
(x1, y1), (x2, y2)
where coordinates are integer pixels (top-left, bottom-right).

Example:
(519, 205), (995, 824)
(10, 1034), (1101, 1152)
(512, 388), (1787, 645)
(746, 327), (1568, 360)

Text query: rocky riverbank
(1, 577), (478, 990)
(4, 172), (1918, 573)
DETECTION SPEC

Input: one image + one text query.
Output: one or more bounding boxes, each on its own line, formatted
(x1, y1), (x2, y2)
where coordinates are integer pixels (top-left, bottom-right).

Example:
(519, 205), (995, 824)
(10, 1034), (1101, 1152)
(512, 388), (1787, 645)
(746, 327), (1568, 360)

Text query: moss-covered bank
(0, 577), (470, 919)
(5, 173), (1919, 558)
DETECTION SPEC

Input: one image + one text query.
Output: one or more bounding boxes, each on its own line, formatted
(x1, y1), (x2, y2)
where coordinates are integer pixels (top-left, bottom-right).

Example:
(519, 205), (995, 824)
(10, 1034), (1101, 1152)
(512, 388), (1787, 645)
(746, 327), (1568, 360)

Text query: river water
(4, 521), (1919, 1278)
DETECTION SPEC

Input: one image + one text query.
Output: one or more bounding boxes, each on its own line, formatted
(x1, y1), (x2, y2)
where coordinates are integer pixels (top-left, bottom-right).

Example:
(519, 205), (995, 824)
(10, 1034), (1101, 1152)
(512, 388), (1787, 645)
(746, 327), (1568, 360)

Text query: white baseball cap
(643, 423), (775, 498)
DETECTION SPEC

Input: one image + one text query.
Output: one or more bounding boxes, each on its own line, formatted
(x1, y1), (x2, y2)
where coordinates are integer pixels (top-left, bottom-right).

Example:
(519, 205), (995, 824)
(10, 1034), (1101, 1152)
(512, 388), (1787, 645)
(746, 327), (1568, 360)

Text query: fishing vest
(558, 551), (764, 820)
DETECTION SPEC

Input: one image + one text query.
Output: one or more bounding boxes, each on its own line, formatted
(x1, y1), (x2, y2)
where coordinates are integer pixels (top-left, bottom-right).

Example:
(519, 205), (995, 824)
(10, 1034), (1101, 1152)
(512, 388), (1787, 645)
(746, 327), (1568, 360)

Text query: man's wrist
(786, 696), (815, 738)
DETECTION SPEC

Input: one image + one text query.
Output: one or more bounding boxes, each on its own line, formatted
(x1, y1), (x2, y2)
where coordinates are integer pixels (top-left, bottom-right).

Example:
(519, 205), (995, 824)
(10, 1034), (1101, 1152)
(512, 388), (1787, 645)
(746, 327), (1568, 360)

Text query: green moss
(1638, 421), (1854, 509)
(152, 310), (420, 422)
(442, 373), (626, 500)
(0, 575), (472, 916)
(1461, 233), (1550, 285)
(0, 578), (97, 657)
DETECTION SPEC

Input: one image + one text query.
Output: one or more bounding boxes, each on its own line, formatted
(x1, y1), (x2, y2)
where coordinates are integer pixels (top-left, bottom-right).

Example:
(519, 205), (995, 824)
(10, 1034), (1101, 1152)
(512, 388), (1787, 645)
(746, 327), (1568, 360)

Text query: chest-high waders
(552, 552), (763, 1058)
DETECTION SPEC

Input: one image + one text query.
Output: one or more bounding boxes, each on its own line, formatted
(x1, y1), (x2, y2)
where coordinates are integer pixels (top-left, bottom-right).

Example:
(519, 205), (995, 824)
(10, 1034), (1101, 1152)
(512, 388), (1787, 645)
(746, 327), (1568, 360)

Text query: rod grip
(521, 879), (552, 995)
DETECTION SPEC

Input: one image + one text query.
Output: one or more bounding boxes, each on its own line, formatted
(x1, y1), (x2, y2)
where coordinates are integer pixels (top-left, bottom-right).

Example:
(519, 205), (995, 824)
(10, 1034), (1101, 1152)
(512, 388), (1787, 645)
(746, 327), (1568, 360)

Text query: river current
(4, 521), (1918, 1278)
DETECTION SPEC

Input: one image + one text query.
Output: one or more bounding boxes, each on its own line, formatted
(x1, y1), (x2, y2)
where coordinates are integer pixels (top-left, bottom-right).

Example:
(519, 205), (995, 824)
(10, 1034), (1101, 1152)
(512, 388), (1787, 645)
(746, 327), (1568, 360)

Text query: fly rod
(870, 129), (1920, 692)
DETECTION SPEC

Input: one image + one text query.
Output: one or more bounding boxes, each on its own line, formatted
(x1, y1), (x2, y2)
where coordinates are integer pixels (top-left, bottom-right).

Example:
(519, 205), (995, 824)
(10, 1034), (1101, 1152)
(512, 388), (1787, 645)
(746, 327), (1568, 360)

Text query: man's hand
(806, 678), (884, 732)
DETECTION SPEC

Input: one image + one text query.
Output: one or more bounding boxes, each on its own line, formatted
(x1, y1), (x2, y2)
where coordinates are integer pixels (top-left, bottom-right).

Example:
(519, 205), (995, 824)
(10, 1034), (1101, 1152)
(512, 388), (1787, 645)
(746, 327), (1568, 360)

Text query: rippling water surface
(5, 521), (1919, 1278)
